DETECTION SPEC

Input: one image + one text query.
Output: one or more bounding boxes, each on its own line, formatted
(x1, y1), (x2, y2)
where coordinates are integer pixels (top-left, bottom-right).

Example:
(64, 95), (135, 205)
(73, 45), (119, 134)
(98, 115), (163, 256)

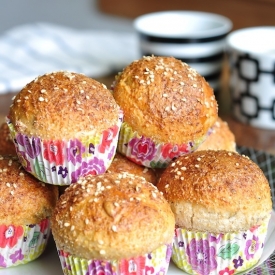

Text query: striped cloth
(237, 146), (275, 275)
(0, 22), (138, 94)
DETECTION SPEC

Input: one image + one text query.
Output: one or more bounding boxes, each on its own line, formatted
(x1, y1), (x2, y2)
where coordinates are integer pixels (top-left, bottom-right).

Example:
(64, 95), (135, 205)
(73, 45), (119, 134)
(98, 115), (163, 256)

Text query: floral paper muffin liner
(117, 122), (211, 168)
(6, 112), (123, 185)
(0, 218), (50, 268)
(57, 244), (172, 275)
(172, 221), (269, 275)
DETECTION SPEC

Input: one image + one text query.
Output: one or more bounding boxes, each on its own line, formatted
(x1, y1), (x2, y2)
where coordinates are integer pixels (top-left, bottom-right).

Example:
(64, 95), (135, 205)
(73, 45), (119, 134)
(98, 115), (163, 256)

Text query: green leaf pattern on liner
(218, 243), (240, 260)
(29, 232), (40, 248)
(34, 159), (47, 182)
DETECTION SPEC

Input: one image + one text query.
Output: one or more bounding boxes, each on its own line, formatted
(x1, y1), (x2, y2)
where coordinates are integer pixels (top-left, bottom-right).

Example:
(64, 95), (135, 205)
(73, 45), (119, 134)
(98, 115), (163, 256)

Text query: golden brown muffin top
(9, 71), (121, 140)
(157, 150), (272, 232)
(107, 153), (157, 185)
(113, 56), (218, 144)
(0, 155), (59, 225)
(51, 172), (175, 260)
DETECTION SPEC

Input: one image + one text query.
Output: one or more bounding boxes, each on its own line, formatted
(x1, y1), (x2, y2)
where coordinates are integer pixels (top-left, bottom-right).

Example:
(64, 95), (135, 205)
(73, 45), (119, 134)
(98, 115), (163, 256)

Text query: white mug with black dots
(226, 26), (275, 129)
(134, 10), (232, 95)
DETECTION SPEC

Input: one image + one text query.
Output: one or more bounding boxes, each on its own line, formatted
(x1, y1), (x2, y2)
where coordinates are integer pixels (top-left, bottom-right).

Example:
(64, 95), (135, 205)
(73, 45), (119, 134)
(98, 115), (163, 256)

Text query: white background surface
(0, 211), (274, 275)
(0, 0), (134, 35)
(0, 1), (139, 94)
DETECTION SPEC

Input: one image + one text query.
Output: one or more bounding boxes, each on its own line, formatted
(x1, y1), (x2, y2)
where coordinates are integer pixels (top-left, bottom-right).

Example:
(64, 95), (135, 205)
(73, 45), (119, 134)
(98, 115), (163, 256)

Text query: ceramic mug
(133, 10), (232, 93)
(226, 26), (275, 130)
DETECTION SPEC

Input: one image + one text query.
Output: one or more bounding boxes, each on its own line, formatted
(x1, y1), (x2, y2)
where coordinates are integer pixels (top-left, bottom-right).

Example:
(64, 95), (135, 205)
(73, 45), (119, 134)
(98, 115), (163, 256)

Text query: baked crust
(157, 150), (272, 233)
(0, 123), (16, 156)
(0, 155), (59, 225)
(197, 117), (236, 151)
(9, 71), (121, 140)
(113, 56), (218, 144)
(51, 172), (175, 260)
(107, 153), (157, 185)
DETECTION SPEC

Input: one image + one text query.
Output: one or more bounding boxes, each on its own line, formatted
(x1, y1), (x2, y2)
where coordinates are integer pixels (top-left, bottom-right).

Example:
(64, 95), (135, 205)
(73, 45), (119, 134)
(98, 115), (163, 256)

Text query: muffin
(113, 56), (218, 168)
(7, 71), (123, 185)
(154, 117), (236, 181)
(157, 150), (272, 275)
(0, 122), (16, 156)
(107, 152), (157, 185)
(51, 172), (175, 275)
(0, 155), (59, 268)
(197, 117), (236, 152)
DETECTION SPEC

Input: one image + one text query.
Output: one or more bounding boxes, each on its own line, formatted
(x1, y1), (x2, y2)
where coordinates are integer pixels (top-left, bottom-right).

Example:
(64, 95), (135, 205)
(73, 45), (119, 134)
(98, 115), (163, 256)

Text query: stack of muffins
(1, 56), (272, 275)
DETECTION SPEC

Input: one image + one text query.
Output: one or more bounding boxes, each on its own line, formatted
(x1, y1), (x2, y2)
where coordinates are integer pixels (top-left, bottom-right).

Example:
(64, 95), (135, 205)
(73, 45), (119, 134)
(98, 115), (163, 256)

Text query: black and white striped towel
(0, 22), (138, 94)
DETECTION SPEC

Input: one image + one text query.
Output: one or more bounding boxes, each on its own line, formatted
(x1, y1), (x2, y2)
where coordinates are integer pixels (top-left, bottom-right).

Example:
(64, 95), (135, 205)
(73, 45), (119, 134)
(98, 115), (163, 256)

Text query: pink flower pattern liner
(172, 220), (269, 275)
(57, 244), (172, 275)
(117, 122), (212, 169)
(0, 219), (50, 268)
(6, 112), (123, 185)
